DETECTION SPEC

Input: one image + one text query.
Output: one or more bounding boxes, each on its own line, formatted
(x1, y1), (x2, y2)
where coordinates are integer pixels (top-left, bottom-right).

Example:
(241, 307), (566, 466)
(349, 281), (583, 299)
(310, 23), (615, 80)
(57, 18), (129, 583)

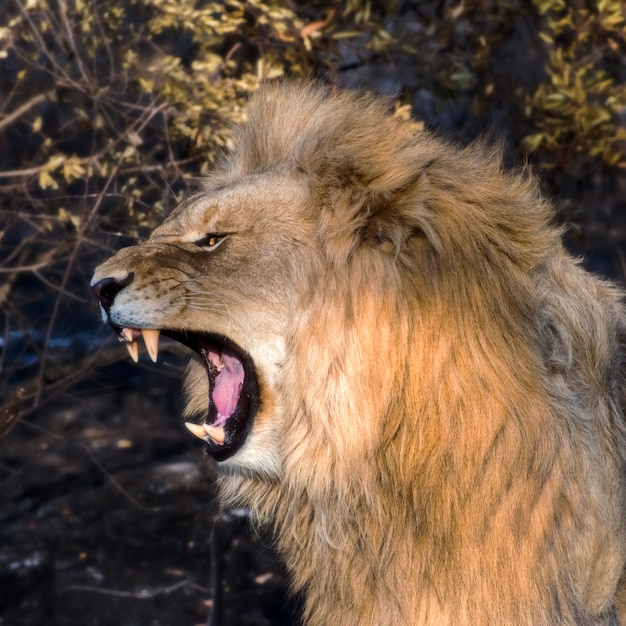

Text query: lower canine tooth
(184, 422), (226, 445)
(126, 341), (139, 363)
(203, 424), (225, 444)
(185, 422), (207, 441)
(141, 329), (160, 363)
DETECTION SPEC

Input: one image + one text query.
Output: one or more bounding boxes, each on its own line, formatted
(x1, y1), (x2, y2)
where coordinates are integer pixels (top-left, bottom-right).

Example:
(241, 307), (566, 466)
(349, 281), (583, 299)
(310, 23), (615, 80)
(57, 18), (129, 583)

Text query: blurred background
(1, 1), (625, 624)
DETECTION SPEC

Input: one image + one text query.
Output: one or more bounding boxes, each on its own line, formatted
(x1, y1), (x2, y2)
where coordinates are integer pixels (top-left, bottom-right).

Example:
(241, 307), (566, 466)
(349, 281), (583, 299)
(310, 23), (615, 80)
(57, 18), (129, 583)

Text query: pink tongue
(212, 353), (244, 425)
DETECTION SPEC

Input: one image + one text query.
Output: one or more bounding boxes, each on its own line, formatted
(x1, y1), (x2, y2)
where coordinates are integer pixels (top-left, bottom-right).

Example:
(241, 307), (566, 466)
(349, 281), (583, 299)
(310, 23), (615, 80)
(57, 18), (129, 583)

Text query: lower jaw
(163, 331), (261, 462)
(211, 435), (284, 479)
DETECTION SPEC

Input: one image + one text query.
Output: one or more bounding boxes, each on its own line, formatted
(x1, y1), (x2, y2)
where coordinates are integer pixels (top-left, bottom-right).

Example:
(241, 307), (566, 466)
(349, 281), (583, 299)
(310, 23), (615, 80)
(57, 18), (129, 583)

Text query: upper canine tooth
(141, 329), (160, 363)
(126, 341), (139, 363)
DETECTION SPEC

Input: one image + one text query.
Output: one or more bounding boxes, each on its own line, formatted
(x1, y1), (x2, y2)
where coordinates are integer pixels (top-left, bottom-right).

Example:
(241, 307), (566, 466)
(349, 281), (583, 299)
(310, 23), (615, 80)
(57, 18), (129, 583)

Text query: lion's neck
(219, 382), (564, 626)
(217, 277), (609, 625)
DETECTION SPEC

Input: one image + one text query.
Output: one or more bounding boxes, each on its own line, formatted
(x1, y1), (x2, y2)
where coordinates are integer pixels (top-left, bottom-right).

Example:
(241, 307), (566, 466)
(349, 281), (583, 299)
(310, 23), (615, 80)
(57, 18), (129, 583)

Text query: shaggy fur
(93, 81), (626, 625)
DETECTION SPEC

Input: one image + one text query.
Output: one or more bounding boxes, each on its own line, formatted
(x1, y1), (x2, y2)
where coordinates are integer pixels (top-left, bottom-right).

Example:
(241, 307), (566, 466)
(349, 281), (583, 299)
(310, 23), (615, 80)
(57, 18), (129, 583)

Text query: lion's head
(92, 168), (320, 472)
(92, 80), (557, 479)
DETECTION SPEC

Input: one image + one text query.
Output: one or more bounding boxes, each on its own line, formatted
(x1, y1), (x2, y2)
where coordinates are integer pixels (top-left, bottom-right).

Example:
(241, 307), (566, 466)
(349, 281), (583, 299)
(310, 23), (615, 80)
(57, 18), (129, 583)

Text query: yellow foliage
(525, 0), (626, 168)
(3, 0), (623, 245)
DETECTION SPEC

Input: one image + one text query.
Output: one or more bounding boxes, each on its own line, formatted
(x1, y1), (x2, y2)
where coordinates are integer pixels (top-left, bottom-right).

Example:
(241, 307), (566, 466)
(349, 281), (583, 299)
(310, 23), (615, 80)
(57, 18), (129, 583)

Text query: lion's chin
(114, 326), (261, 462)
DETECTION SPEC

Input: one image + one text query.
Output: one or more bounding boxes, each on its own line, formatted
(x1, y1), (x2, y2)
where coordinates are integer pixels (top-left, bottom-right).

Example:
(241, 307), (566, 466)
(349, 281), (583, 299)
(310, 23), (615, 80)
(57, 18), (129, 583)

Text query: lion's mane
(206, 82), (626, 625)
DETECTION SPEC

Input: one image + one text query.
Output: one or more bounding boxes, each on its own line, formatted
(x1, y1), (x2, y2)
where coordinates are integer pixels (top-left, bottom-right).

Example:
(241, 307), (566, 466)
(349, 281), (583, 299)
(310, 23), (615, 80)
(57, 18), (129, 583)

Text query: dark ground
(0, 359), (300, 626)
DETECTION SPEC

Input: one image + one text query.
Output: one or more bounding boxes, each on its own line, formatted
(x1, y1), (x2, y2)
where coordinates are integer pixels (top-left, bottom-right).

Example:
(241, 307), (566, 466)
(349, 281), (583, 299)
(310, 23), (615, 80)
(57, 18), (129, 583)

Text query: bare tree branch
(0, 91), (56, 132)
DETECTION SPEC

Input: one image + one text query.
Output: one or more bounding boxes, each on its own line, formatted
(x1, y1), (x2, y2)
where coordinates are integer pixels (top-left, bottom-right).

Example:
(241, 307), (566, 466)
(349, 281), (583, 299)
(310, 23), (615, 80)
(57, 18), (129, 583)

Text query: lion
(92, 81), (626, 625)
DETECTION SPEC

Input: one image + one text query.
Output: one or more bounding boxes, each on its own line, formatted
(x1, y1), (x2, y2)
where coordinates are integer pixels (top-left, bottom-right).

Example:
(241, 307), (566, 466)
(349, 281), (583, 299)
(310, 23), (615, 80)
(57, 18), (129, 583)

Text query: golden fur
(93, 81), (626, 625)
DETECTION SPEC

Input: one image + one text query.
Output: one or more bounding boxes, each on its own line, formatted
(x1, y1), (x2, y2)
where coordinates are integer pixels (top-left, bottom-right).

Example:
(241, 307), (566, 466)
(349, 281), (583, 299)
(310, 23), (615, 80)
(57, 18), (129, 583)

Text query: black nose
(92, 273), (134, 312)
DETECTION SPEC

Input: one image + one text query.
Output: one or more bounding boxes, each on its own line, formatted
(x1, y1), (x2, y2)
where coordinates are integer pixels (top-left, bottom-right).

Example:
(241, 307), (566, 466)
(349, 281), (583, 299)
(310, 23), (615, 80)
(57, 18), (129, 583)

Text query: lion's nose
(91, 273), (134, 313)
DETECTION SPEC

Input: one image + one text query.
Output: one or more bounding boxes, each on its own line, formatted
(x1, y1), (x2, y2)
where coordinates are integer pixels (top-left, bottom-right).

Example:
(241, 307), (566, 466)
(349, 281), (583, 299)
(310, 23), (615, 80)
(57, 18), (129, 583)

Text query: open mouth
(114, 327), (260, 462)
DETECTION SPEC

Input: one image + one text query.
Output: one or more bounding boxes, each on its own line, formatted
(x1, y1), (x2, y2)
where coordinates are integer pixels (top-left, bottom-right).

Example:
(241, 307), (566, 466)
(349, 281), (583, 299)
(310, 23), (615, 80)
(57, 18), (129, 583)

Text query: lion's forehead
(154, 171), (311, 241)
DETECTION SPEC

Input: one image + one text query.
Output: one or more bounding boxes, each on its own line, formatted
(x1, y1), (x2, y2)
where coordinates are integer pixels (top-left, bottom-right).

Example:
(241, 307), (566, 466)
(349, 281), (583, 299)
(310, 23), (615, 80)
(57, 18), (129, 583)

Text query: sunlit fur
(214, 81), (626, 625)
(96, 81), (626, 625)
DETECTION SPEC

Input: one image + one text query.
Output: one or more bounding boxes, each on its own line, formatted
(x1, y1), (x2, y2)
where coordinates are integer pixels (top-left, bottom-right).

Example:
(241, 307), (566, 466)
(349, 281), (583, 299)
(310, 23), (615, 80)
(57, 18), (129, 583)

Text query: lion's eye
(195, 234), (226, 250)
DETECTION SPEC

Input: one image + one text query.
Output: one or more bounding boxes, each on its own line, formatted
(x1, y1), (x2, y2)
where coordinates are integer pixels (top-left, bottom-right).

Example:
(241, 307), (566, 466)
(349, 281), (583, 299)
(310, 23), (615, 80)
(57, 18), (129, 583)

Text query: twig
(61, 579), (212, 598)
(32, 270), (90, 302)
(33, 159), (122, 406)
(81, 444), (159, 512)
(0, 262), (55, 274)
(0, 164), (55, 179)
(0, 91), (56, 132)
(0, 387), (26, 439)
(11, 0), (76, 89)
(57, 0), (92, 88)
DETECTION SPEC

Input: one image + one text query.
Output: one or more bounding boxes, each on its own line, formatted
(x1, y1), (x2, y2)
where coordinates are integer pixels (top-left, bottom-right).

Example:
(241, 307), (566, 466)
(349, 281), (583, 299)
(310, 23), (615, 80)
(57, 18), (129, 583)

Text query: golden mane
(213, 82), (626, 625)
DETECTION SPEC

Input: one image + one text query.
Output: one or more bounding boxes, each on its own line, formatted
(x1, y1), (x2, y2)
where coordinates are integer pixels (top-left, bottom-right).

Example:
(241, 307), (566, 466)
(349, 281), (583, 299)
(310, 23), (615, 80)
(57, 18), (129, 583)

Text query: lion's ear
(314, 153), (435, 266)
(363, 178), (443, 264)
(360, 194), (420, 255)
